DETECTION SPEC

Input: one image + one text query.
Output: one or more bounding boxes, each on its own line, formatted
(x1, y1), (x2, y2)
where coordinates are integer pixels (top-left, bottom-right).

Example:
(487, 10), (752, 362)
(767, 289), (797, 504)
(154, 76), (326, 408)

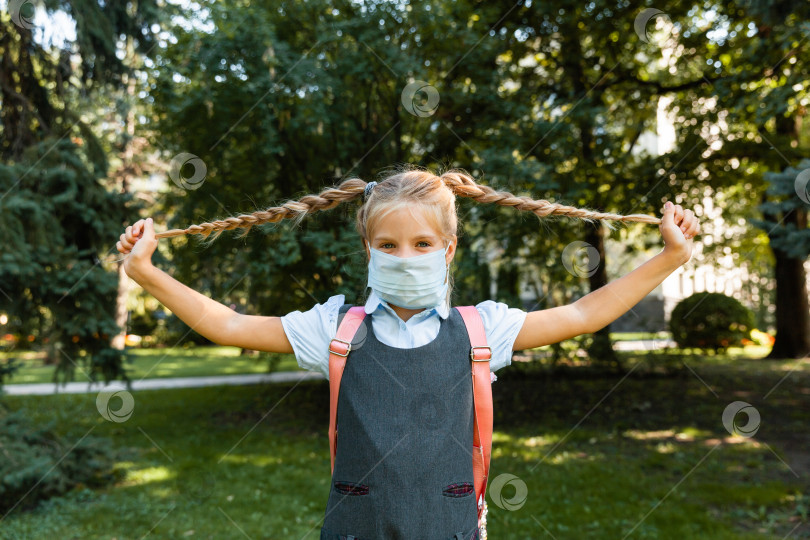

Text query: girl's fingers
(120, 233), (133, 250)
(119, 219), (150, 255)
(672, 204), (683, 225)
(678, 208), (691, 233)
(125, 221), (144, 243)
(685, 218), (700, 239)
(681, 211), (699, 239)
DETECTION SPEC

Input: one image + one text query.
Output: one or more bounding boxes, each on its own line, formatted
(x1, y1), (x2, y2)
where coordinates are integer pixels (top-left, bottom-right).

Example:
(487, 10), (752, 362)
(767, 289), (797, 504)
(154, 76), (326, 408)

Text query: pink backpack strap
(455, 305), (493, 526)
(327, 306), (367, 474)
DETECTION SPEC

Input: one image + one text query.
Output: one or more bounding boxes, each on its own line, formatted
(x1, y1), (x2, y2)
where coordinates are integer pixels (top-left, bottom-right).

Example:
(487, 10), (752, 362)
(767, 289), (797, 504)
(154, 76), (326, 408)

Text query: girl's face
(364, 206), (456, 265)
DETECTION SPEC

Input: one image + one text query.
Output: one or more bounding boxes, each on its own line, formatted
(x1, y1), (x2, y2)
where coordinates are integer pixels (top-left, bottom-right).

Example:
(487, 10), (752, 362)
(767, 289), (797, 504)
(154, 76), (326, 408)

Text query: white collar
(363, 288), (450, 320)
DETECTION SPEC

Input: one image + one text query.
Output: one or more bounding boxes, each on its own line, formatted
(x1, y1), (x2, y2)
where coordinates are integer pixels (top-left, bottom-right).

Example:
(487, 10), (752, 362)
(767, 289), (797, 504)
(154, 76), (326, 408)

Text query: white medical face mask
(366, 241), (450, 309)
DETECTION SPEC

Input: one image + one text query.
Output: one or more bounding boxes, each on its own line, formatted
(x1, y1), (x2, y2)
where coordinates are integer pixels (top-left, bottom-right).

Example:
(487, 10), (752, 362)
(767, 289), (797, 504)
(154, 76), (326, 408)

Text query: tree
(756, 160), (810, 358)
(670, 0), (810, 358)
(146, 0), (517, 319)
(0, 1), (164, 384)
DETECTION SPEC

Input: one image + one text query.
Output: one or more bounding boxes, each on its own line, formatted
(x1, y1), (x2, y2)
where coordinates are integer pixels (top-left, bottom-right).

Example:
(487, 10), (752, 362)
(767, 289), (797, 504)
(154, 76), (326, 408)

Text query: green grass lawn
(1, 353), (806, 539)
(1, 346), (301, 385)
(2, 332), (724, 386)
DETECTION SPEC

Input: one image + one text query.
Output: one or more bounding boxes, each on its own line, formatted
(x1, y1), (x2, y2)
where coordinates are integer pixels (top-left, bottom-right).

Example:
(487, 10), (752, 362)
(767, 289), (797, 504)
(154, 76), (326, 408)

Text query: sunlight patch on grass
(216, 454), (286, 466)
(680, 426), (713, 438)
(519, 434), (555, 447)
(121, 465), (174, 486)
(654, 441), (677, 454)
(623, 428), (677, 440)
(623, 427), (713, 442)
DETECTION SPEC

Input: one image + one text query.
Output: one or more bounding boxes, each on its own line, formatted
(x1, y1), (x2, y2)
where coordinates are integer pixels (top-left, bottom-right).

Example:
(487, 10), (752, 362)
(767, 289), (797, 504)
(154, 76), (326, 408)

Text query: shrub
(669, 292), (755, 353)
(0, 408), (121, 514)
(0, 356), (19, 393)
(128, 310), (159, 336)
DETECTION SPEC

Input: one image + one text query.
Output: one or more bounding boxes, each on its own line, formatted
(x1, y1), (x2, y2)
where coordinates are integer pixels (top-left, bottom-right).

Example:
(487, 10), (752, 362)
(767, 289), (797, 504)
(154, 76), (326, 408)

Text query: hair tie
(364, 181), (377, 200)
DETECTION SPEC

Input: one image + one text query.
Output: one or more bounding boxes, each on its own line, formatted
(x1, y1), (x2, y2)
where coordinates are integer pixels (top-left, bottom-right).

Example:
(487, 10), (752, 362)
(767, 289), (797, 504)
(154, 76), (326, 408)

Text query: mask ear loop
(444, 241), (452, 284)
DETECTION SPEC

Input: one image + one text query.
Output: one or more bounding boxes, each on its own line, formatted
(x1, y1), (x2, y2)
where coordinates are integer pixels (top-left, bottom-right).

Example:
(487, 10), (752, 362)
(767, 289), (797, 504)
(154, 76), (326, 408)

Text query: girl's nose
(396, 246), (423, 258)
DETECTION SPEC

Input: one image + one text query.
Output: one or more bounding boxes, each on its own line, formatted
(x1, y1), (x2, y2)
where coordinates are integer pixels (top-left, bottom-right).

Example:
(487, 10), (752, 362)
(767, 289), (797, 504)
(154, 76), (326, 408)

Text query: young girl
(116, 166), (699, 540)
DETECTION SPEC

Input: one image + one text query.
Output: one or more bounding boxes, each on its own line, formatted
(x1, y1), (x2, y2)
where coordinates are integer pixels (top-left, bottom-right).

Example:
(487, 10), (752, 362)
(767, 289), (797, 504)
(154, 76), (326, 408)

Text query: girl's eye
(380, 241), (431, 249)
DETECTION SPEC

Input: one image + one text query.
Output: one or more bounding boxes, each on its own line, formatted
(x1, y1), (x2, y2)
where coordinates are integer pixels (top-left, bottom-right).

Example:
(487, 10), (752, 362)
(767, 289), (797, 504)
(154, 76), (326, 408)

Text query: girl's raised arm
(513, 201), (699, 351)
(116, 218), (293, 354)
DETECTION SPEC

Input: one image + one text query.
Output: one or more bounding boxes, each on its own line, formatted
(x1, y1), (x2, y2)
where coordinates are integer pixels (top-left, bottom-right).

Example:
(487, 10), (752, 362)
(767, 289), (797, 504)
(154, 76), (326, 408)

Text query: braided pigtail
(438, 170), (661, 232)
(155, 177), (372, 245)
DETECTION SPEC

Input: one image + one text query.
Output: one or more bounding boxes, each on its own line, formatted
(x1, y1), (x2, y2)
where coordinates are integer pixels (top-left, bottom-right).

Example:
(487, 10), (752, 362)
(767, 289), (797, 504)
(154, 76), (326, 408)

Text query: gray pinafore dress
(319, 304), (481, 540)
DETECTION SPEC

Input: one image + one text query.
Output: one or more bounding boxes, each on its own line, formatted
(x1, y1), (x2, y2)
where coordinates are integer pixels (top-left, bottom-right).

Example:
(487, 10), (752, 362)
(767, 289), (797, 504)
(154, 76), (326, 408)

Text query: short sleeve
(279, 294), (345, 381)
(474, 300), (528, 373)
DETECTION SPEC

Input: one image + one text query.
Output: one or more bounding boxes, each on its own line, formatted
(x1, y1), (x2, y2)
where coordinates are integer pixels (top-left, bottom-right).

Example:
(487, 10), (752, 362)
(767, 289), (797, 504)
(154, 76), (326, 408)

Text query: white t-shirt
(280, 289), (528, 381)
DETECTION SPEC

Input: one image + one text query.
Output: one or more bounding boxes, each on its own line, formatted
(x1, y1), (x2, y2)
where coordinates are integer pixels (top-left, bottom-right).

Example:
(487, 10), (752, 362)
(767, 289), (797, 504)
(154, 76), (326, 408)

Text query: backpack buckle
(470, 346), (492, 361)
(329, 338), (352, 357)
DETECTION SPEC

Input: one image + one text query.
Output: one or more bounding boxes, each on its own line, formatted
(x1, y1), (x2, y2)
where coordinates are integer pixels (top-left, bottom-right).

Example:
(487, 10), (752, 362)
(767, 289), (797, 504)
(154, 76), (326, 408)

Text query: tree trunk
(765, 205), (810, 359)
(763, 115), (810, 360)
(112, 37), (137, 351)
(584, 221), (622, 370)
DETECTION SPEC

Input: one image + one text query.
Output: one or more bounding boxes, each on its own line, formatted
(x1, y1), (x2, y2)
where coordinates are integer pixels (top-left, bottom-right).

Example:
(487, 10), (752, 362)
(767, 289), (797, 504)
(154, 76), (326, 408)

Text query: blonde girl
(116, 165), (699, 539)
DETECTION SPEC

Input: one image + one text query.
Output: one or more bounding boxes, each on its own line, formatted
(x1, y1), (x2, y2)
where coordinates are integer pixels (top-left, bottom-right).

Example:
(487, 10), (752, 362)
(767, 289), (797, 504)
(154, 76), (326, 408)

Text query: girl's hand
(659, 201), (700, 265)
(116, 218), (158, 277)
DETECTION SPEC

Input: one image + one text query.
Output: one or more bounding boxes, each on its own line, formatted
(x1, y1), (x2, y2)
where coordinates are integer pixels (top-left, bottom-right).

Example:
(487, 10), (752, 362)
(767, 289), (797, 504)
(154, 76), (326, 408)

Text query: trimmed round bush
(669, 292), (755, 353)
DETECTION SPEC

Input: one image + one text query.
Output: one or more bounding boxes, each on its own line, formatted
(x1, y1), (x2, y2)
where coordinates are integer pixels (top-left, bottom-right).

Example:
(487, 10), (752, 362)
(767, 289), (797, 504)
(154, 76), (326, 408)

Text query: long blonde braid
(154, 169), (660, 241)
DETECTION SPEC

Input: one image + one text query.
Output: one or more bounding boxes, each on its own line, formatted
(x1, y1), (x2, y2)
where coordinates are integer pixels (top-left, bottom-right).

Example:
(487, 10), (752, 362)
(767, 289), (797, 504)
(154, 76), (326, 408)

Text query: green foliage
(0, 139), (130, 388)
(0, 0), (172, 389)
(669, 292), (755, 353)
(753, 158), (810, 259)
(128, 310), (160, 336)
(0, 407), (120, 515)
(143, 0), (810, 349)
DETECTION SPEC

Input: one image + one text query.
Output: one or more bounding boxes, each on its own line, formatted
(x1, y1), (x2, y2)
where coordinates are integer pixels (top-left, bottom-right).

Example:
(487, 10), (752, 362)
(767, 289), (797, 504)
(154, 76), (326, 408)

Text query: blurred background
(0, 0), (808, 538)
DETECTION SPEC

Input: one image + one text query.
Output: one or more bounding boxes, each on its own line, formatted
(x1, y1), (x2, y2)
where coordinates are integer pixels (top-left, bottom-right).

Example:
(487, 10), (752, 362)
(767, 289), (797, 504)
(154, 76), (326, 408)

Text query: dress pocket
(442, 482), (475, 498)
(333, 480), (370, 496)
(322, 480), (377, 538)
